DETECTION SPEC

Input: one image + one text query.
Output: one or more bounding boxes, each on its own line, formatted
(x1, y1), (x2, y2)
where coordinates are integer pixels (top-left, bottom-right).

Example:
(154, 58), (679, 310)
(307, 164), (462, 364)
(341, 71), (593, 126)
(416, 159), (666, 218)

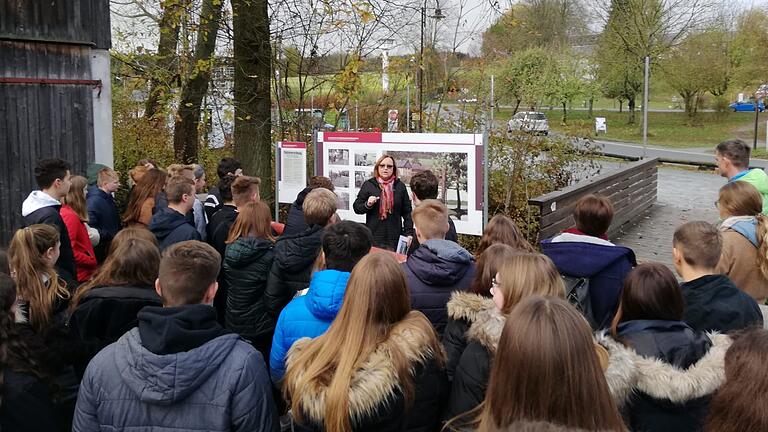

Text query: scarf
(377, 176), (396, 220)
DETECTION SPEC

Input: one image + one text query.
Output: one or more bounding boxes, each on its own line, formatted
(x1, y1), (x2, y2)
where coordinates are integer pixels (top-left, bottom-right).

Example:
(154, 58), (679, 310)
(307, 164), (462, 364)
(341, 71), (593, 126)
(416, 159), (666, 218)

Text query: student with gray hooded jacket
(73, 241), (278, 432)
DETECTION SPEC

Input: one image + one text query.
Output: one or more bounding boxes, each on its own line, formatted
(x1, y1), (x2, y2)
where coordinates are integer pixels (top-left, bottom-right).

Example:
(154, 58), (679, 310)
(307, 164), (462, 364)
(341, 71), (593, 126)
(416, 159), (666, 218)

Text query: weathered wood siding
(0, 0), (111, 48)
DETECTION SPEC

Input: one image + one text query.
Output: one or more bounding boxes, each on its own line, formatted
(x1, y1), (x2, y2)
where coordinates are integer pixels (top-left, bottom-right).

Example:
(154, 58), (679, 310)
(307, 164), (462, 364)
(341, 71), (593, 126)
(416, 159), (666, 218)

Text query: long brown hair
(226, 201), (274, 244)
(476, 214), (535, 256)
(477, 296), (625, 432)
(610, 262), (684, 339)
(69, 238), (160, 312)
(718, 181), (768, 278)
(705, 327), (768, 431)
(496, 253), (564, 314)
(8, 225), (69, 332)
(470, 244), (518, 297)
(61, 175), (89, 222)
(283, 253), (443, 432)
(123, 168), (167, 225)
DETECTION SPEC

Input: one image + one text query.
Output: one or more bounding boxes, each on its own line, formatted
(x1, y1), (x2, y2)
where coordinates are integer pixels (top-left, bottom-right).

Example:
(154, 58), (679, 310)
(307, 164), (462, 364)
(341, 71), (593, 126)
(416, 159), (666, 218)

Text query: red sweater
(60, 205), (97, 282)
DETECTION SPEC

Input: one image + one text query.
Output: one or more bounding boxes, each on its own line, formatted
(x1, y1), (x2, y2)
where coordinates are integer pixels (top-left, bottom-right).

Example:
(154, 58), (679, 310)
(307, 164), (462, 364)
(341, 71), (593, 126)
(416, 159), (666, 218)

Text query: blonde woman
(445, 253), (565, 421)
(282, 253), (446, 432)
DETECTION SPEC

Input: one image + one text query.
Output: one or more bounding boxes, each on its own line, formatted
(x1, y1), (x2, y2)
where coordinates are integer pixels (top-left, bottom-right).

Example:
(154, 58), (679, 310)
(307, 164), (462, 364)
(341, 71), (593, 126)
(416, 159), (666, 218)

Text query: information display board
(276, 141), (307, 204)
(316, 132), (485, 235)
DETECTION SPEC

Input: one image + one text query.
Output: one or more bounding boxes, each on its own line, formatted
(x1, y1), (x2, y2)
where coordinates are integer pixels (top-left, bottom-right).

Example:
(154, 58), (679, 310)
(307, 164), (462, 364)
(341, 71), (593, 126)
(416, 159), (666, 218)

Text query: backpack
(562, 275), (599, 330)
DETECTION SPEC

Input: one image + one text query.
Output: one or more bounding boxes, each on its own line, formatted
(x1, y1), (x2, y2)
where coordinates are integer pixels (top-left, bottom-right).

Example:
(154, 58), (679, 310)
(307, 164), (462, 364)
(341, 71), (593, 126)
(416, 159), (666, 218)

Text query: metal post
(419, 1), (425, 133)
(642, 56), (650, 159)
(754, 99), (760, 150)
(274, 142), (280, 222)
(406, 84), (411, 131)
(490, 75), (495, 133)
(483, 131), (489, 228)
(355, 100), (359, 130)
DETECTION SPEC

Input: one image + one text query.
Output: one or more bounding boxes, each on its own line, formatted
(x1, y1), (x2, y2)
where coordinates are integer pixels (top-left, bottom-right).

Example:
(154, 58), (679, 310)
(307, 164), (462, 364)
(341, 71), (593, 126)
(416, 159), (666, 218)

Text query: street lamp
(754, 87), (766, 150)
(418, 0), (445, 133)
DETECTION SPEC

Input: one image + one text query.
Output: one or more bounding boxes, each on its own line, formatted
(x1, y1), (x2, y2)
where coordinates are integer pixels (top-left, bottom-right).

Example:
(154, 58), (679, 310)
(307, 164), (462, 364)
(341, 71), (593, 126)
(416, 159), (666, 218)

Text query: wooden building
(0, 0), (113, 245)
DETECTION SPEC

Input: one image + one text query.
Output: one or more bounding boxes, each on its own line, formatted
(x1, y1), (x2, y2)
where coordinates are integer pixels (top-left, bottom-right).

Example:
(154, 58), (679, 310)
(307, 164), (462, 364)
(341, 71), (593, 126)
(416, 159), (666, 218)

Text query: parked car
(729, 100), (765, 112)
(507, 111), (549, 135)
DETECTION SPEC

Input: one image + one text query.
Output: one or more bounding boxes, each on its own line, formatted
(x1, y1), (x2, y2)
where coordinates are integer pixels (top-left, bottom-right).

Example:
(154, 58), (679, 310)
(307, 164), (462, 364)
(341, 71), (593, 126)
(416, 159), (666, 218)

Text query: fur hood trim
(597, 332), (731, 405)
(446, 291), (494, 323)
(286, 318), (439, 425)
(466, 306), (505, 352)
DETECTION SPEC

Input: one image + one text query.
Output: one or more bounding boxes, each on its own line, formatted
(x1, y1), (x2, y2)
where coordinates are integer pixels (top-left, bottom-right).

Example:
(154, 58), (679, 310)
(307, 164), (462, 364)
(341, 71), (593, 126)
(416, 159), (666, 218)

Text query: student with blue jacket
(269, 221), (373, 383)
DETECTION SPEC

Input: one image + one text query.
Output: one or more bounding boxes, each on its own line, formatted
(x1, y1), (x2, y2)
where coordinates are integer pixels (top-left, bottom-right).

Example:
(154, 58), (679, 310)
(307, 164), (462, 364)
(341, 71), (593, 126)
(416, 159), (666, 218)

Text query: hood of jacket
(446, 291), (494, 323)
(286, 316), (438, 425)
(725, 218), (759, 247)
(225, 236), (274, 269)
(305, 270), (351, 321)
(149, 207), (190, 241)
(597, 331), (731, 406)
(540, 239), (636, 277)
(274, 225), (324, 272)
(406, 239), (474, 286)
(466, 305), (505, 353)
(21, 191), (61, 217)
(294, 186), (313, 208)
(741, 168), (768, 193)
(616, 320), (713, 369)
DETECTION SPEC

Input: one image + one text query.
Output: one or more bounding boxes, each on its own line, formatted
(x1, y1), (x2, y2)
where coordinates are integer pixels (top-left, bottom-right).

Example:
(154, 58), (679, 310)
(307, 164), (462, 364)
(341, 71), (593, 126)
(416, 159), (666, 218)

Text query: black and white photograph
(328, 148), (349, 166)
(354, 152), (377, 167)
(329, 169), (350, 188)
(336, 191), (350, 211)
(354, 170), (370, 188)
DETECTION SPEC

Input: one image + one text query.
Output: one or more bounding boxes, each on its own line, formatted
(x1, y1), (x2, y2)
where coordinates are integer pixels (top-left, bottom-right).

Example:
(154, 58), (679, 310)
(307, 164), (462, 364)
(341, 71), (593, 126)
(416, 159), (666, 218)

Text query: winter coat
(541, 236), (636, 328)
(264, 225), (324, 322)
(68, 285), (162, 375)
(224, 236), (276, 342)
(282, 187), (313, 237)
(72, 304), (279, 432)
(682, 274), (763, 333)
(442, 292), (493, 381)
(285, 315), (447, 432)
(444, 305), (503, 421)
(204, 186), (224, 221)
(408, 218), (458, 256)
(600, 320), (730, 432)
(353, 178), (414, 250)
(717, 222), (768, 303)
(737, 168), (768, 214)
(270, 269), (351, 382)
(21, 191), (77, 283)
(86, 186), (121, 261)
(60, 205), (97, 283)
(149, 207), (201, 251)
(402, 239), (475, 336)
(208, 205), (238, 260)
(1, 369), (60, 432)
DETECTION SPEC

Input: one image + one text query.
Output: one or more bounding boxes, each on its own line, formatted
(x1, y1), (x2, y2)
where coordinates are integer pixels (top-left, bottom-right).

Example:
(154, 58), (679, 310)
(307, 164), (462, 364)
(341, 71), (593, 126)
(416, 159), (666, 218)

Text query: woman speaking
(353, 154), (413, 250)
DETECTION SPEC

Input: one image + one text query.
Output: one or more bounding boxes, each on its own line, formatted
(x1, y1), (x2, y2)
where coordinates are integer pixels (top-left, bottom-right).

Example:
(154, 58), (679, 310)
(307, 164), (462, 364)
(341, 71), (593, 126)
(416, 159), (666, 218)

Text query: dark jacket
(1, 369), (59, 432)
(444, 305), (503, 421)
(224, 236), (276, 342)
(541, 238), (636, 328)
(353, 178), (414, 250)
(208, 205), (239, 260)
(600, 320), (729, 432)
(264, 225), (324, 323)
(72, 305), (279, 432)
(402, 239), (475, 336)
(154, 191), (195, 224)
(21, 191), (77, 283)
(408, 218), (458, 256)
(86, 186), (121, 262)
(682, 274), (763, 333)
(282, 187), (312, 237)
(204, 186), (223, 221)
(149, 207), (201, 251)
(442, 292), (493, 382)
(68, 285), (163, 375)
(270, 269), (351, 382)
(286, 316), (446, 432)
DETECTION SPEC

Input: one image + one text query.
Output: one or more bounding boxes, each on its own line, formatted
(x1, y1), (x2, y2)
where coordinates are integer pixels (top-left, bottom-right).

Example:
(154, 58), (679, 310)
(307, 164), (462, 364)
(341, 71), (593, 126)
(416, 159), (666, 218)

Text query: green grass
(495, 109), (767, 149)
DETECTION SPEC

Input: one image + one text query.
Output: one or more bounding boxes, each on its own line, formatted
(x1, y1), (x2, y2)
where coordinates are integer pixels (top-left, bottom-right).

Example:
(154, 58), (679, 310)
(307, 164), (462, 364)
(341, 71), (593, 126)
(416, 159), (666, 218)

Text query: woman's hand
(366, 196), (380, 208)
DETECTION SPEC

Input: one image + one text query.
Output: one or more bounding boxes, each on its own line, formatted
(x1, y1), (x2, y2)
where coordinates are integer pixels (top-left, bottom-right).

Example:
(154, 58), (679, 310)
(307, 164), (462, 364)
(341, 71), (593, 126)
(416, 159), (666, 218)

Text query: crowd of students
(0, 139), (767, 432)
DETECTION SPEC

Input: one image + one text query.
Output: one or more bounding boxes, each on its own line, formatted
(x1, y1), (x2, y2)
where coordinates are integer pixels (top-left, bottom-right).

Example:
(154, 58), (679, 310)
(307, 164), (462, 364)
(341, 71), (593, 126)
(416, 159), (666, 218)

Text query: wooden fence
(528, 158), (658, 241)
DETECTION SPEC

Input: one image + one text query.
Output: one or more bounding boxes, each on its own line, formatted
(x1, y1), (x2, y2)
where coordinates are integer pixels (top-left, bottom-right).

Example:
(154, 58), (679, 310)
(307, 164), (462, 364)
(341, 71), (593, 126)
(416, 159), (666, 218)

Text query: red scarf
(377, 176), (396, 220)
(563, 227), (609, 240)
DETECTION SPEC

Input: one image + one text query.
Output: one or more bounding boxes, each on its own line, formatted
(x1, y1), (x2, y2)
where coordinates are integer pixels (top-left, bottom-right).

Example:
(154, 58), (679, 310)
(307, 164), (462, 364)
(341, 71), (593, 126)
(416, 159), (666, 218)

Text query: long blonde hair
(718, 181), (768, 278)
(8, 225), (69, 332)
(283, 253), (443, 432)
(496, 253), (564, 314)
(226, 202), (274, 244)
(61, 175), (89, 222)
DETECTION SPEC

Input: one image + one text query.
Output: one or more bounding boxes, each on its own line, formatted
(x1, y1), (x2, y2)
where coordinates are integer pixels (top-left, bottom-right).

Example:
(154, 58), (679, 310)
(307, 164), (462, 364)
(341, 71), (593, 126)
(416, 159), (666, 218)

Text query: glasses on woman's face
(379, 164), (394, 169)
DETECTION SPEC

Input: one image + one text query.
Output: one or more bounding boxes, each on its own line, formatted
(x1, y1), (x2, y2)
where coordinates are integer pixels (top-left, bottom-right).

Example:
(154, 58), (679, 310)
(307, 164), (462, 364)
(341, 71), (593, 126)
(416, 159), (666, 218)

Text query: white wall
(91, 49), (114, 167)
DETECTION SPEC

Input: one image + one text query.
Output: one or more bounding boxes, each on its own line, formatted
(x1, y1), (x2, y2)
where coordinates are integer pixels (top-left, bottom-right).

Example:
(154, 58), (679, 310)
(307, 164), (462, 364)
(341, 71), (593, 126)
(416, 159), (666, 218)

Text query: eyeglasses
(379, 164), (394, 169)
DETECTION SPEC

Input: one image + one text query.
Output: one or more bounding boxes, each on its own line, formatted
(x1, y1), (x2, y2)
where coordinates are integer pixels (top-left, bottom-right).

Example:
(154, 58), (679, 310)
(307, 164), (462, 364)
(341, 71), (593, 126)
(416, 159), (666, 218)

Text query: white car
(507, 111), (549, 135)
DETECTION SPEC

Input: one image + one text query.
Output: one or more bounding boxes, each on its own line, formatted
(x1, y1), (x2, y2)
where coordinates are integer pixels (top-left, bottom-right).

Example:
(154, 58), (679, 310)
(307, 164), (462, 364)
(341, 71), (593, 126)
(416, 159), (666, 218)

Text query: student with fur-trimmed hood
(444, 254), (565, 421)
(599, 263), (731, 432)
(282, 253), (446, 432)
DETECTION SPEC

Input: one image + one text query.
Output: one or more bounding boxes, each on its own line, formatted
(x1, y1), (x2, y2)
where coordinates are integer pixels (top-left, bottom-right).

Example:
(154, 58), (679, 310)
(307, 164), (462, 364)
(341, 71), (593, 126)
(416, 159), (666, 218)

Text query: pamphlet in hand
(396, 235), (411, 255)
